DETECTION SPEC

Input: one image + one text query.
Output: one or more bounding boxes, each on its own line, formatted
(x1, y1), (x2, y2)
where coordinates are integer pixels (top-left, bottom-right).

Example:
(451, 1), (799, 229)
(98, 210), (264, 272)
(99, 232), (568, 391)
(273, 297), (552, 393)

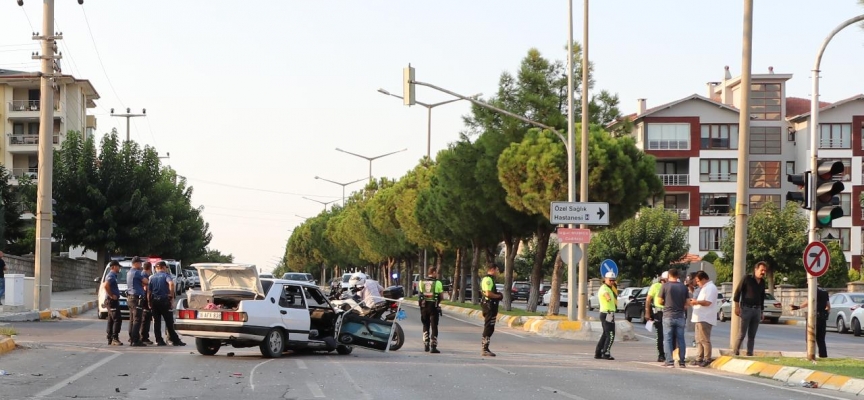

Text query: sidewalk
(0, 288), (98, 322)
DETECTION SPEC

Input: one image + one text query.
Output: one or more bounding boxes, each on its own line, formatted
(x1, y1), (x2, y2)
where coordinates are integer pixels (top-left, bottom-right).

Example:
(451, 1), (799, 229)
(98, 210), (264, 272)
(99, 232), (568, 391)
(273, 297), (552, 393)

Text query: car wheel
(195, 338), (221, 356)
(719, 310), (727, 322)
(337, 345), (353, 355)
(838, 316), (849, 334)
(259, 329), (285, 358)
(98, 311), (108, 320)
(854, 318), (862, 337)
(769, 317), (779, 324)
(625, 315), (633, 322)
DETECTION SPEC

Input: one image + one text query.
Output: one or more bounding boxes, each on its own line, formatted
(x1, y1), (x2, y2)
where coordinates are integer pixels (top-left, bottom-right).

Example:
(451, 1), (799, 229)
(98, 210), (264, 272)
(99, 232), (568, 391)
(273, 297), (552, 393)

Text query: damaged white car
(175, 263), (398, 358)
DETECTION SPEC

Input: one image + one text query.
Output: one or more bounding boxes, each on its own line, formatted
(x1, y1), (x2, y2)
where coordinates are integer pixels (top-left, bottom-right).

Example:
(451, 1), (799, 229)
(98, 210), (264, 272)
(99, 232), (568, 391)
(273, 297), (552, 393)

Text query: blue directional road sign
(600, 259), (619, 278)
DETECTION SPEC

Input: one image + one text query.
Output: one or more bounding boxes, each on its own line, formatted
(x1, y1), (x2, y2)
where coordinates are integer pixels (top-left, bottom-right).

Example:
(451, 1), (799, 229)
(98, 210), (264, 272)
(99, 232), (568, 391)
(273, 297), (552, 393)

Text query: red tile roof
(786, 97), (831, 118)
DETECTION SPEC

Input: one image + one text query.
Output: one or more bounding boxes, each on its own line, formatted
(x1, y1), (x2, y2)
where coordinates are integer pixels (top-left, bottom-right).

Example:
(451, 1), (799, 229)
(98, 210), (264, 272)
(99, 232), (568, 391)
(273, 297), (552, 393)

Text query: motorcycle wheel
(337, 345), (353, 355)
(388, 322), (404, 351)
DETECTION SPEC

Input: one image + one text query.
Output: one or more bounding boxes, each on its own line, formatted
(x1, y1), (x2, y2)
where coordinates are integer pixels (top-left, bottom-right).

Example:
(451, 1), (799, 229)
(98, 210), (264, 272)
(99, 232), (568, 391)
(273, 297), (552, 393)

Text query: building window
(749, 161), (781, 188)
(824, 228), (851, 252)
(788, 127), (796, 141)
(750, 194), (780, 212)
(700, 193), (736, 216)
(819, 124), (851, 149)
(750, 83), (781, 120)
(646, 123), (690, 150)
(824, 159), (853, 182)
(840, 193), (851, 216)
(700, 124), (738, 150)
(700, 228), (726, 251)
(786, 161), (795, 175)
(28, 123), (39, 136)
(700, 159), (737, 182)
(750, 126), (782, 154)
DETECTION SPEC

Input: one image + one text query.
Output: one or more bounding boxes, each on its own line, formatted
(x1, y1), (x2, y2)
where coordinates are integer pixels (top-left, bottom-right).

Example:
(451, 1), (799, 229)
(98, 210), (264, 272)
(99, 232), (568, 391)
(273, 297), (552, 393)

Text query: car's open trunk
(186, 289), (261, 310)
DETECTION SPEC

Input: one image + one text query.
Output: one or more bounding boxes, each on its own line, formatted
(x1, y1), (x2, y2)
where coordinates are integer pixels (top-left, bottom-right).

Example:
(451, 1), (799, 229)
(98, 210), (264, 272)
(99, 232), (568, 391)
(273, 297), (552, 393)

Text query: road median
(710, 355), (864, 395)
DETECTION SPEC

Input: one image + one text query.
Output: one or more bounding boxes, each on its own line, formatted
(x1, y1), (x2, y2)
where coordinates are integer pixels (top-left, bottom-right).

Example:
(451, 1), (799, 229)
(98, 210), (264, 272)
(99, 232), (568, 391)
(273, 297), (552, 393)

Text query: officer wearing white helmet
(594, 271), (618, 360)
(348, 272), (385, 309)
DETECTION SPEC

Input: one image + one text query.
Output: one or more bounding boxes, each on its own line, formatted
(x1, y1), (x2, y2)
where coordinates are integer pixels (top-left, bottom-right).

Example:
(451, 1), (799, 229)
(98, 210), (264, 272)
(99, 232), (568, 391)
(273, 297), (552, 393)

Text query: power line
(202, 211), (302, 223)
(18, 7), (34, 32)
(201, 204), (318, 217)
(185, 177), (339, 199)
(80, 5), (125, 109)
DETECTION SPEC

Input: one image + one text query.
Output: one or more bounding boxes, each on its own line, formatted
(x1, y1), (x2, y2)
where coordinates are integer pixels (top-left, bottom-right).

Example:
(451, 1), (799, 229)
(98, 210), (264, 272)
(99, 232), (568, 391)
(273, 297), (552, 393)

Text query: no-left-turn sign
(803, 241), (830, 277)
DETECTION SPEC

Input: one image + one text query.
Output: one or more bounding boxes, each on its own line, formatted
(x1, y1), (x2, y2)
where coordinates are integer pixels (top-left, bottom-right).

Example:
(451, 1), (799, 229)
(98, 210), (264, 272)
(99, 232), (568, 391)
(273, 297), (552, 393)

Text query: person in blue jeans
(659, 268), (690, 367)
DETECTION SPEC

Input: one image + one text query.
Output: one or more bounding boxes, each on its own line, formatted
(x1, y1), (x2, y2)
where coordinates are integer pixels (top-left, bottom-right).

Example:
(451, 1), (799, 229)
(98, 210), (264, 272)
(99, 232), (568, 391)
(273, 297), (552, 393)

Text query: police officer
(418, 266), (443, 354)
(102, 261), (123, 346)
(126, 256), (149, 346)
(595, 271), (618, 360)
(792, 286), (830, 358)
(645, 271), (668, 362)
(480, 263), (503, 357)
(139, 262), (154, 345)
(148, 261), (186, 346)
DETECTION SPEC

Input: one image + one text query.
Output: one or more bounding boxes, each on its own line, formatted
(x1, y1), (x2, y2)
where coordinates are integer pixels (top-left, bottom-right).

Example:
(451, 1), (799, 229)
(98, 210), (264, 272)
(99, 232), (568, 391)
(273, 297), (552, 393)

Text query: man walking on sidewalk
(659, 268), (689, 367)
(732, 261), (767, 356)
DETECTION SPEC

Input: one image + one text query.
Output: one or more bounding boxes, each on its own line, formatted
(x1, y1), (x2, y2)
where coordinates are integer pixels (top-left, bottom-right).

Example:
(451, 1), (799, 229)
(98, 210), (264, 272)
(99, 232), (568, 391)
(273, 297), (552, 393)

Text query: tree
(819, 241), (848, 289)
(0, 166), (30, 252)
(720, 201), (808, 290)
(588, 207), (689, 284)
(196, 248), (234, 263)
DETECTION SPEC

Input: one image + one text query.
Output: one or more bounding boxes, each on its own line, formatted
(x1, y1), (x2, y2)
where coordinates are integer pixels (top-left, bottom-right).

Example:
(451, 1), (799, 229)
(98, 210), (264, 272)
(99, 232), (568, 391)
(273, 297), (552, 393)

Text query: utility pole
(110, 107), (146, 142)
(730, 0), (754, 350)
(575, 0), (590, 322)
(22, 0), (66, 311)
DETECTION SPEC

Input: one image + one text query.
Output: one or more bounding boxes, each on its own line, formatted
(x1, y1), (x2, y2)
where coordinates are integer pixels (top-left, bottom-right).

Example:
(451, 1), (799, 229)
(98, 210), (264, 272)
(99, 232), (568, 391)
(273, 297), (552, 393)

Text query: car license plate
(198, 311), (221, 320)
(119, 301), (127, 307)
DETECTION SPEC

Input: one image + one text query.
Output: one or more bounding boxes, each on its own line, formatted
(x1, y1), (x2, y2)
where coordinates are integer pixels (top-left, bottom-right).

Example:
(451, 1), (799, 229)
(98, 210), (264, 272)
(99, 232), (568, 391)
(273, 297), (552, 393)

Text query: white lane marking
(34, 352), (122, 398)
(541, 386), (589, 400)
(485, 365), (515, 375)
(296, 359), (308, 369)
(634, 362), (850, 400)
(333, 360), (372, 400)
(306, 381), (325, 398)
(442, 314), (526, 338)
(249, 359), (273, 391)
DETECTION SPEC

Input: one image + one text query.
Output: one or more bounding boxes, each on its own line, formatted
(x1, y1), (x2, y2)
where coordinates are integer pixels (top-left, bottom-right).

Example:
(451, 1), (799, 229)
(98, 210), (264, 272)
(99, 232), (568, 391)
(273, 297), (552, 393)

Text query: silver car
(829, 292), (864, 333)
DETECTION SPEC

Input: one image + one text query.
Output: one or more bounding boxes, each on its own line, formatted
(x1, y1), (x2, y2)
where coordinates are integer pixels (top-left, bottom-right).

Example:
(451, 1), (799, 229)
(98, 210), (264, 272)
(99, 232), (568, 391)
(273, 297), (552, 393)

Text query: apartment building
(0, 68), (99, 183)
(622, 66), (864, 269)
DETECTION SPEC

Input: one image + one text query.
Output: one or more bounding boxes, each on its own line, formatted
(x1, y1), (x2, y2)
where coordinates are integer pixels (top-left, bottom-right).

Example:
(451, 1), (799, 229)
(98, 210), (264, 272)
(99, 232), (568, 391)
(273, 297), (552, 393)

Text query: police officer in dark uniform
(149, 261), (186, 346)
(418, 266), (443, 354)
(480, 263), (503, 357)
(139, 262), (154, 345)
(126, 256), (149, 346)
(792, 286), (830, 358)
(102, 261), (123, 346)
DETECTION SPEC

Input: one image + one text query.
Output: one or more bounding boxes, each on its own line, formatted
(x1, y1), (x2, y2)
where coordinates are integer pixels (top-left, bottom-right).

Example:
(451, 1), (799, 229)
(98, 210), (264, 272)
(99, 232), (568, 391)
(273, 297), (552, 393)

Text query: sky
(1, 1), (863, 273)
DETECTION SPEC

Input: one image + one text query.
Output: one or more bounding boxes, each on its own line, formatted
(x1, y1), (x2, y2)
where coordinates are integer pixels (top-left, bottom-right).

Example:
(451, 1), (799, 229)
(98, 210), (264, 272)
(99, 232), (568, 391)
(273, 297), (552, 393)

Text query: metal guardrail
(658, 174), (689, 186)
(7, 100), (59, 112)
(647, 140), (689, 150)
(8, 135), (60, 145)
(11, 167), (37, 180)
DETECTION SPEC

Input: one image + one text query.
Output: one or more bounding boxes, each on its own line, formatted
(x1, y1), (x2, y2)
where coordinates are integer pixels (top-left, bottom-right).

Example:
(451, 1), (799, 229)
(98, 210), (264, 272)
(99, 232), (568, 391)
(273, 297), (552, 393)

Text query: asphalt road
(0, 307), (858, 400)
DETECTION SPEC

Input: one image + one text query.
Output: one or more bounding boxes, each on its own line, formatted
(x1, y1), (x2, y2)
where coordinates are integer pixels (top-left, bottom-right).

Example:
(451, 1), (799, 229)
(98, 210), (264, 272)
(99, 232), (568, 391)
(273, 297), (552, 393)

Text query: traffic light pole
(806, 14), (864, 361)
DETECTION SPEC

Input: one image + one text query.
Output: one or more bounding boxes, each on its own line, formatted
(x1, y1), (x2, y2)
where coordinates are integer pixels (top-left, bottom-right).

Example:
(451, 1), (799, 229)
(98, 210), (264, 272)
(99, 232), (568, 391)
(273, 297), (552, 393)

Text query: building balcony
(647, 140), (690, 150)
(12, 167), (38, 181)
(658, 174), (689, 186)
(8, 100), (59, 113)
(668, 208), (691, 220)
(819, 138), (850, 149)
(8, 134), (60, 151)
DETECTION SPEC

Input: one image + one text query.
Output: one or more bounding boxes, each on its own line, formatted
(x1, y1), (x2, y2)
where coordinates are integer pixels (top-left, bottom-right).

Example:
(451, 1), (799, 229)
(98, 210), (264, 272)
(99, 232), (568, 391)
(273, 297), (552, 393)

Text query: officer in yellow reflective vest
(418, 266), (444, 354)
(481, 263), (503, 357)
(594, 271), (618, 360)
(645, 271), (668, 363)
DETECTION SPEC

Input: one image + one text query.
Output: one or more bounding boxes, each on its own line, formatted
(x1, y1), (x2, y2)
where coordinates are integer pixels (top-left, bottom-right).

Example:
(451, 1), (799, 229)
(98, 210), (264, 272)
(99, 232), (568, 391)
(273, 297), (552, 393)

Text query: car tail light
(773, 302), (782, 309)
(512, 288), (517, 293)
(222, 312), (248, 322)
(177, 309), (197, 319)
(852, 305), (860, 311)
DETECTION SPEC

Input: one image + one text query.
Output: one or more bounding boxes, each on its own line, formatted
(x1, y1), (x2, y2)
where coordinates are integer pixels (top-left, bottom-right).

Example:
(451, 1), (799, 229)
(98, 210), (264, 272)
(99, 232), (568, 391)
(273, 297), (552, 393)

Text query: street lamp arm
(411, 80), (568, 150)
(370, 148), (408, 161)
(378, 89), (431, 107)
(335, 148), (372, 161)
(813, 15), (864, 73)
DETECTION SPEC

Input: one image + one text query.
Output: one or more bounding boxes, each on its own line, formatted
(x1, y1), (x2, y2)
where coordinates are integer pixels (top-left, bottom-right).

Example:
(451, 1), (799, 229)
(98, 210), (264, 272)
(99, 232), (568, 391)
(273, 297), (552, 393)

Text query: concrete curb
(0, 336), (16, 356)
(710, 355), (864, 395)
(0, 299), (97, 322)
(431, 303), (637, 341)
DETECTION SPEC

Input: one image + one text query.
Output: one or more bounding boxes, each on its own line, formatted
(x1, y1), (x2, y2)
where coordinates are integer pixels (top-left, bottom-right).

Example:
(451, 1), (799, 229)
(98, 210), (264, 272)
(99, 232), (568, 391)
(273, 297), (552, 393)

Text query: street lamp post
(302, 196), (338, 211)
(378, 89), (481, 159)
(110, 107), (146, 142)
(334, 148), (407, 181)
(314, 176), (367, 206)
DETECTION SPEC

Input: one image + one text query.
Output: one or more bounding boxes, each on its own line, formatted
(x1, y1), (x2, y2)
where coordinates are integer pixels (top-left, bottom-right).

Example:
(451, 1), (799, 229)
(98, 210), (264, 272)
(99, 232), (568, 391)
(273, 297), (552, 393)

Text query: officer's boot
(482, 336), (496, 357)
(423, 332), (430, 352)
(430, 337), (440, 354)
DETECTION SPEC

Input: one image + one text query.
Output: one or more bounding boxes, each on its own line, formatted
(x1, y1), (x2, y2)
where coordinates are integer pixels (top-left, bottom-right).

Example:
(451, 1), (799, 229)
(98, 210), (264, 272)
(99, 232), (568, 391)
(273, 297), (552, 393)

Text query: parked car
(185, 269), (201, 288)
(259, 273), (274, 279)
(282, 272), (311, 283)
(617, 287), (645, 312)
(175, 264), (395, 357)
(623, 287), (649, 323)
(340, 273), (353, 290)
(511, 281), (531, 302)
(542, 286), (568, 307)
(537, 284), (552, 305)
(717, 292), (782, 323)
(830, 292), (864, 333)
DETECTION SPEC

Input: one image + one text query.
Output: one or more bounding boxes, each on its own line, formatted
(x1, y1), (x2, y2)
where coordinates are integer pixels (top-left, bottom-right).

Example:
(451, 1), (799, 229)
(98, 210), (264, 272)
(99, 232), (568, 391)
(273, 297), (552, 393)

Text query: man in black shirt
(792, 287), (830, 358)
(732, 261), (767, 356)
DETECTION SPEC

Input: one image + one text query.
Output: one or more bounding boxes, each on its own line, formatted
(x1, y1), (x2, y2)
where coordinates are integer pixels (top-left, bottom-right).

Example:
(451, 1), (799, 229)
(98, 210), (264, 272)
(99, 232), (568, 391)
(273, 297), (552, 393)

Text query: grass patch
(747, 357), (864, 379)
(0, 326), (18, 336)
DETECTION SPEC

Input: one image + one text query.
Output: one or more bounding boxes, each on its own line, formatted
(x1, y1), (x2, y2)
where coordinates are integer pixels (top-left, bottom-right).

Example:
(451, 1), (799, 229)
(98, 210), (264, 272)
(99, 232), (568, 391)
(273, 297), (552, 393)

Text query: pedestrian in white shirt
(688, 271), (717, 367)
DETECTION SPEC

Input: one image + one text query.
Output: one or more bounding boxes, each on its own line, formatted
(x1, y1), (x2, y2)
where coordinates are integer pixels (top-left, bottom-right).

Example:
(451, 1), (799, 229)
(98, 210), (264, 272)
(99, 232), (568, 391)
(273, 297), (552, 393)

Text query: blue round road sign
(600, 259), (619, 278)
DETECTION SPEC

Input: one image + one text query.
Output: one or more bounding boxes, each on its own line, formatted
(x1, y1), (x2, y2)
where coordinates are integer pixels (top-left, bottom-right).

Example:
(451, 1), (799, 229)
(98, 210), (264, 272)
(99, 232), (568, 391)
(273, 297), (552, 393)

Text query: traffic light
(402, 64), (415, 106)
(814, 160), (845, 227)
(786, 171), (812, 209)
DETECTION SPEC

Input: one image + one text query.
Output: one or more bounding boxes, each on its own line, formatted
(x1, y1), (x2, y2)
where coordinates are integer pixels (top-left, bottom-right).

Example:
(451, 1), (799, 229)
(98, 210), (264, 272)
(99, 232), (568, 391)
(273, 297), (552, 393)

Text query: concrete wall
(4, 254), (100, 292)
(718, 282), (850, 318)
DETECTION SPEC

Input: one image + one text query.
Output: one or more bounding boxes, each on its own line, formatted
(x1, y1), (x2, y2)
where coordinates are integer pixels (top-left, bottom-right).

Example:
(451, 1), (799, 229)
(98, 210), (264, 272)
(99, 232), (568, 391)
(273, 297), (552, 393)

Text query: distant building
(614, 66), (864, 270)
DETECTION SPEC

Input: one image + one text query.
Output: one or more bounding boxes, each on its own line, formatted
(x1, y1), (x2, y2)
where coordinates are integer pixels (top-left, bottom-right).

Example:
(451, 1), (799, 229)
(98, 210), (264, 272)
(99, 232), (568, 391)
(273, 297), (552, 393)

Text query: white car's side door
(277, 284), (312, 342)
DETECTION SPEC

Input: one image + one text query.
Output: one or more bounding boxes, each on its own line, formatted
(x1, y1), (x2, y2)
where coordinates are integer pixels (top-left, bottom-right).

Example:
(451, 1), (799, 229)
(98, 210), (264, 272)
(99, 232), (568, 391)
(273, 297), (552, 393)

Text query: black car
(511, 281), (531, 302)
(624, 286), (650, 323)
